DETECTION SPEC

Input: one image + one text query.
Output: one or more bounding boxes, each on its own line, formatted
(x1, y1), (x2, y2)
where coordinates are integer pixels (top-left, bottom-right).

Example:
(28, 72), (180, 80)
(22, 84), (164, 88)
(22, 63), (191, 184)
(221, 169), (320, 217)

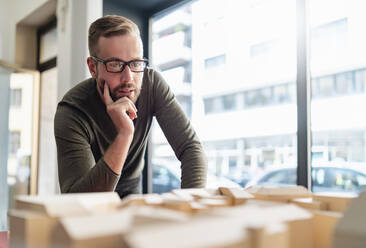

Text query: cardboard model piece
(333, 191), (366, 248)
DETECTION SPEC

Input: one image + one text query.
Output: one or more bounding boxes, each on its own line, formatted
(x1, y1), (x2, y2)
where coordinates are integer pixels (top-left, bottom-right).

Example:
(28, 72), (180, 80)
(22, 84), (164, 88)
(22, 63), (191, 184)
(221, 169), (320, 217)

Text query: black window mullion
(142, 12), (152, 194)
(296, 0), (311, 189)
(143, 136), (153, 193)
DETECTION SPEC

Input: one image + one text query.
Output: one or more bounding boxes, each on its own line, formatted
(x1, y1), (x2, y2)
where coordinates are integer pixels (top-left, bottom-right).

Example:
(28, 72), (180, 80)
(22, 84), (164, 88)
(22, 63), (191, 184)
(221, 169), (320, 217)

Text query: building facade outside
(150, 0), (366, 190)
(7, 73), (34, 208)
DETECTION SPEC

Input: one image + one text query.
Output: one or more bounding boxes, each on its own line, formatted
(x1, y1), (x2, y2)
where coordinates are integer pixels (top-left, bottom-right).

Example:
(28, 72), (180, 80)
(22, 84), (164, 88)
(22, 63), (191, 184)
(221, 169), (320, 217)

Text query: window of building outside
(204, 54), (226, 69)
(150, 0), (297, 193)
(10, 89), (22, 108)
(8, 131), (21, 155)
(309, 0), (366, 194)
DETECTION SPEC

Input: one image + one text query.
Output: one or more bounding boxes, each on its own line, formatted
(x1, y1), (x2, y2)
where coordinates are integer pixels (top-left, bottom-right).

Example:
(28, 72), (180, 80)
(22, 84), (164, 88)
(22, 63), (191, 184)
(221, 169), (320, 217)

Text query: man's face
(88, 34), (144, 104)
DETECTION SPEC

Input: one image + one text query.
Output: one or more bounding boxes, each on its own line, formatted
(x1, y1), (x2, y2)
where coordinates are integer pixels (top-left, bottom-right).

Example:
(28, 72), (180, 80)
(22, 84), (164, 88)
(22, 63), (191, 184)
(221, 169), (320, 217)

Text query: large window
(150, 0), (366, 194)
(150, 0), (297, 193)
(7, 71), (36, 211)
(309, 0), (366, 193)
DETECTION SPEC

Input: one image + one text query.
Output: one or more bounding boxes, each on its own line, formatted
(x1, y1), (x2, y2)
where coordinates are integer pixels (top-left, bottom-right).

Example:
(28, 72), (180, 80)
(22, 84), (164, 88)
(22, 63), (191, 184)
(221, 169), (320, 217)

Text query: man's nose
(120, 64), (133, 82)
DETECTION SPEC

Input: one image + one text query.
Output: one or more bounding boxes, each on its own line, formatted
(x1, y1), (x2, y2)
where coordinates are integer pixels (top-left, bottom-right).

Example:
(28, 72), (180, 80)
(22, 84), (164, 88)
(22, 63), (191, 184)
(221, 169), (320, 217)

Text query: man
(54, 15), (207, 198)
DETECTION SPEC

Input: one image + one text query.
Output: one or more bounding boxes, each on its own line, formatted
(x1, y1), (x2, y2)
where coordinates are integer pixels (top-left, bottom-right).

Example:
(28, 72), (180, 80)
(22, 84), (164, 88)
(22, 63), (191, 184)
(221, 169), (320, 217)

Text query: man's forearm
(180, 145), (208, 188)
(103, 132), (133, 174)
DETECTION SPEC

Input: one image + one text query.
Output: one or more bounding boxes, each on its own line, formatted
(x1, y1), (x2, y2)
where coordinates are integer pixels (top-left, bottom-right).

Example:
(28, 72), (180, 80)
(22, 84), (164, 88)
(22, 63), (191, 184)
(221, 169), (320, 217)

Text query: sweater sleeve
(54, 103), (120, 193)
(152, 70), (207, 188)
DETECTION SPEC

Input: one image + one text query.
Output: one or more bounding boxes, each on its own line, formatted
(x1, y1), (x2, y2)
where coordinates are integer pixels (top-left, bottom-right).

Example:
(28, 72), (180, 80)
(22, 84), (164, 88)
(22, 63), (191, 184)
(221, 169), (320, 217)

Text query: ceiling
(18, 0), (57, 26)
(105, 0), (185, 13)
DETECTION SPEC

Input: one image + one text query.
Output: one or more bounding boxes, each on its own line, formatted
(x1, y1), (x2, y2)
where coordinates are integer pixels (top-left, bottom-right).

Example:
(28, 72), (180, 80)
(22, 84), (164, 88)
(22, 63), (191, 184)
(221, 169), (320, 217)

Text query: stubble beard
(95, 69), (142, 104)
(111, 83), (141, 103)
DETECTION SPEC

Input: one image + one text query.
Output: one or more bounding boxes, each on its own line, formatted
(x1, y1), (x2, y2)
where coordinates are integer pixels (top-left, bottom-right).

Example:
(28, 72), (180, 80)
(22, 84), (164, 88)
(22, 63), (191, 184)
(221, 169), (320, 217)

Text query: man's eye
(108, 61), (122, 68)
(131, 61), (142, 68)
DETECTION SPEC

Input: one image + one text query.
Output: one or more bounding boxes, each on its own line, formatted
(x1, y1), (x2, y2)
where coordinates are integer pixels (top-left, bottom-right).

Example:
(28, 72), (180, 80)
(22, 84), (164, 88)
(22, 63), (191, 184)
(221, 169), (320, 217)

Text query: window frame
(145, 0), (317, 192)
(37, 17), (57, 73)
(295, 0), (312, 188)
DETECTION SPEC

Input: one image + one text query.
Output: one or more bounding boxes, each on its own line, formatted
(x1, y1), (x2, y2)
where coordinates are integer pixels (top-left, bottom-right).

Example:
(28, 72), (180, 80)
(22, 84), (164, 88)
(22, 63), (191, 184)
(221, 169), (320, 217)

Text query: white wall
(57, 0), (103, 100)
(0, 0), (49, 63)
(0, 0), (13, 62)
(38, 67), (59, 195)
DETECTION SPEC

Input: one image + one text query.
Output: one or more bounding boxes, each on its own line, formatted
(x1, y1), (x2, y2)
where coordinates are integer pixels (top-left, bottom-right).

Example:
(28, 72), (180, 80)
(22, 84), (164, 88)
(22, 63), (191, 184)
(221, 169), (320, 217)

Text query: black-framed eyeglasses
(91, 56), (148, 73)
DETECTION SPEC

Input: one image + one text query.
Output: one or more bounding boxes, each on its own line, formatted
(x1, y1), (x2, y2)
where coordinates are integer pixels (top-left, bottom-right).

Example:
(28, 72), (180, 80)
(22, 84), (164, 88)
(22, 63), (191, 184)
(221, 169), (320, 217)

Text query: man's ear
(87, 57), (97, 78)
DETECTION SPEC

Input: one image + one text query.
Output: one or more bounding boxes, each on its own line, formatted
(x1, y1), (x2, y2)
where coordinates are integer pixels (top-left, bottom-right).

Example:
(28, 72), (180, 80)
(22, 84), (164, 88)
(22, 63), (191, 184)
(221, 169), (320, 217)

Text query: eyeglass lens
(106, 60), (146, 72)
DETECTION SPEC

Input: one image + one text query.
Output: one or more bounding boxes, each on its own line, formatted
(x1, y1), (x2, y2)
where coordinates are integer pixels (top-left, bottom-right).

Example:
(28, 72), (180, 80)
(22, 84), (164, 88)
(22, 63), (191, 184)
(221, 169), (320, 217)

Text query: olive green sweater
(54, 68), (207, 196)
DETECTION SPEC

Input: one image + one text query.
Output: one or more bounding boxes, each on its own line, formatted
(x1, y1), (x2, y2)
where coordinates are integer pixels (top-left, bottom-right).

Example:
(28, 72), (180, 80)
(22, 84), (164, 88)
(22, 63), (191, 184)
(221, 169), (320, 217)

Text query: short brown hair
(88, 15), (140, 56)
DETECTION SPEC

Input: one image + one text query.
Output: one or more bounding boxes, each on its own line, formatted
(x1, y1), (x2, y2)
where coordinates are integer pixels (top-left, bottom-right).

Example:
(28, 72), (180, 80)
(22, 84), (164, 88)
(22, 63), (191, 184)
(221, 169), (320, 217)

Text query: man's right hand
(101, 82), (136, 174)
(103, 82), (137, 136)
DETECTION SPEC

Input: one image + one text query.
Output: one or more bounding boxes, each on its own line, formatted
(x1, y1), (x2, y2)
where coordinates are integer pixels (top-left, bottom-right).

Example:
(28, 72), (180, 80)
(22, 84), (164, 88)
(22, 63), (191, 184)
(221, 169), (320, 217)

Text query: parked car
(246, 162), (366, 193)
(224, 170), (254, 187)
(152, 160), (241, 193)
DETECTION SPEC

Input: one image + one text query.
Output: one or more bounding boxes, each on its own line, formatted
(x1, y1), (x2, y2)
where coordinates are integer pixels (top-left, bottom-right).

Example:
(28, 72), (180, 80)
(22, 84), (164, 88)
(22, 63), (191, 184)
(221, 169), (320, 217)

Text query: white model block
(51, 210), (132, 248)
(130, 206), (190, 226)
(9, 210), (57, 248)
(9, 192), (121, 248)
(15, 192), (121, 217)
(313, 192), (356, 212)
(124, 215), (249, 248)
(197, 198), (232, 208)
(245, 186), (312, 202)
(219, 187), (254, 205)
(162, 197), (208, 213)
(171, 188), (221, 201)
(312, 210), (342, 248)
(290, 197), (327, 210)
(333, 191), (366, 248)
(119, 194), (163, 208)
(247, 222), (289, 248)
